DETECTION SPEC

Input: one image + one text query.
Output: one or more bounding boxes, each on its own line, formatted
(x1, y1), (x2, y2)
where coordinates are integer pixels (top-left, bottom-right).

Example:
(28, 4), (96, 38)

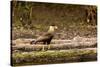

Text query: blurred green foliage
(12, 49), (97, 66)
(11, 1), (97, 39)
(11, 1), (97, 30)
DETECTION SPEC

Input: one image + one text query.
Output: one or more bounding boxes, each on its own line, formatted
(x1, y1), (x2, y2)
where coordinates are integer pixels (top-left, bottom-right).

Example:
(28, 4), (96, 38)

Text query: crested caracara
(30, 25), (58, 45)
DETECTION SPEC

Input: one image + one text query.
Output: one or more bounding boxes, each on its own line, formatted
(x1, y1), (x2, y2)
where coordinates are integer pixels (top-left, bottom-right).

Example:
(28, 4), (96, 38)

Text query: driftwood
(12, 42), (97, 51)
(12, 37), (97, 45)
(12, 37), (97, 51)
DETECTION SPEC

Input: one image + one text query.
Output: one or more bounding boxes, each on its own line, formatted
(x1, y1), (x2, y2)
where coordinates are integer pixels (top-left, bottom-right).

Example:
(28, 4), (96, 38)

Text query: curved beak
(54, 26), (58, 30)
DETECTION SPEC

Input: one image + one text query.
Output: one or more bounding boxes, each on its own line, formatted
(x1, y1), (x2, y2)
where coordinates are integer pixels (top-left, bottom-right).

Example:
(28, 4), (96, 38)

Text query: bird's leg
(48, 43), (50, 50)
(42, 42), (46, 51)
(47, 41), (51, 50)
(42, 45), (45, 51)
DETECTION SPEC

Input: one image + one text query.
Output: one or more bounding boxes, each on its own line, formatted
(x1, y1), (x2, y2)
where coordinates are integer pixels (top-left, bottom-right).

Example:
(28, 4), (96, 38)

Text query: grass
(12, 48), (97, 66)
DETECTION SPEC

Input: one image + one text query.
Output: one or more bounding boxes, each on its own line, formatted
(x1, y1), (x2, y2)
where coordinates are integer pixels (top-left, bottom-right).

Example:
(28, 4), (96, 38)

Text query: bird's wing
(36, 33), (53, 42)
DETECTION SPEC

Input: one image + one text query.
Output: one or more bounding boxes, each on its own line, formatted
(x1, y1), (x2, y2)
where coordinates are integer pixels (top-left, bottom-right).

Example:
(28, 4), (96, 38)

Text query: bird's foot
(42, 45), (45, 51)
(48, 45), (51, 50)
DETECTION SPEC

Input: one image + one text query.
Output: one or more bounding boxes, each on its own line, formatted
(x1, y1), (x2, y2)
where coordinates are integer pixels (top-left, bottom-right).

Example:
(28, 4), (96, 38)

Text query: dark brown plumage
(30, 25), (57, 45)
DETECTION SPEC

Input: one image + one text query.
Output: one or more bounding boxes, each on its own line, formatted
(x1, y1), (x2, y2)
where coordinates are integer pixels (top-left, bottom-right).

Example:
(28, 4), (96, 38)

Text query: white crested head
(48, 25), (58, 33)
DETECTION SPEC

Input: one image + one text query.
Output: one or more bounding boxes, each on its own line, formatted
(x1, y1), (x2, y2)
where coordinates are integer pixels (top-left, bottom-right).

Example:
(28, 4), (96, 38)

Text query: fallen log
(12, 37), (97, 51)
(12, 37), (97, 45)
(12, 41), (97, 51)
(12, 48), (97, 66)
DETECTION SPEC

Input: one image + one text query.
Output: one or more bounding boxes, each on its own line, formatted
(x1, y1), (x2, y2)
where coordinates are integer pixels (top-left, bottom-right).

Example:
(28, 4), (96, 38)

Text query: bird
(30, 24), (58, 50)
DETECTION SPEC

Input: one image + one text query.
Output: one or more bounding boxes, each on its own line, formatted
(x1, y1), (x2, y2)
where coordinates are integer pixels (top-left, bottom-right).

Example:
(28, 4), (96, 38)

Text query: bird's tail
(30, 40), (36, 44)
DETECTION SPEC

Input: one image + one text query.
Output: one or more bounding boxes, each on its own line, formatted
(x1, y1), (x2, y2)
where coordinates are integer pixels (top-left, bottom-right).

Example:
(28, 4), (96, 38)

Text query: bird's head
(54, 25), (58, 30)
(48, 24), (58, 33)
(51, 24), (58, 30)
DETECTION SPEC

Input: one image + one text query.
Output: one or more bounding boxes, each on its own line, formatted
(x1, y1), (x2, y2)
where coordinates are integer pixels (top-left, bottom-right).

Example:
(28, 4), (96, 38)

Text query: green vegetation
(12, 49), (97, 66)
